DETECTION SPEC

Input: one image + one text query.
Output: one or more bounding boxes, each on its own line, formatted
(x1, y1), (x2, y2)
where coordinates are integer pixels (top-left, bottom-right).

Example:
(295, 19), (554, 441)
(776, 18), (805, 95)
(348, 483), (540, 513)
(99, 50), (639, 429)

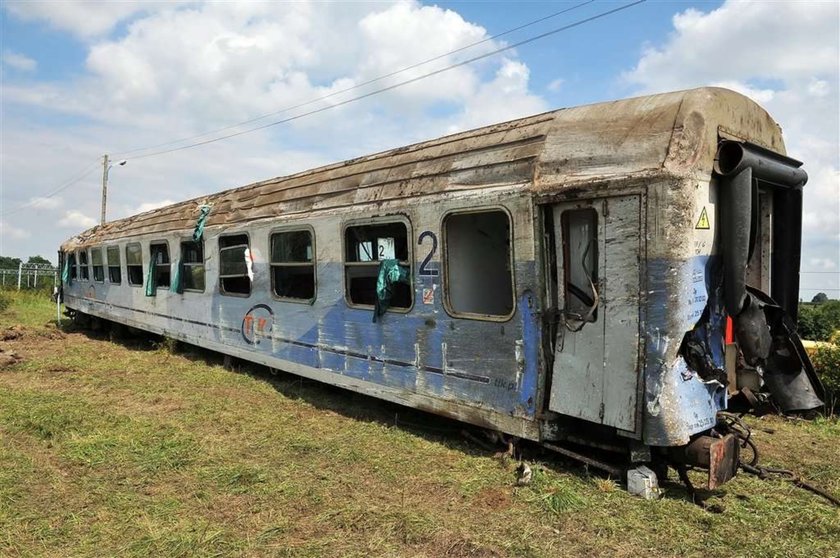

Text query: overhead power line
(123, 0), (647, 161)
(1, 0), (643, 218)
(113, 0), (596, 158)
(0, 161), (101, 218)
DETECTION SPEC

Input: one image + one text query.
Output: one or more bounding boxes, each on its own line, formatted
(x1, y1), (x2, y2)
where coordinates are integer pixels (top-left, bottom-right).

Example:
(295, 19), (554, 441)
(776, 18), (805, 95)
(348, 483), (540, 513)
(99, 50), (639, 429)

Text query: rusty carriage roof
(62, 87), (786, 250)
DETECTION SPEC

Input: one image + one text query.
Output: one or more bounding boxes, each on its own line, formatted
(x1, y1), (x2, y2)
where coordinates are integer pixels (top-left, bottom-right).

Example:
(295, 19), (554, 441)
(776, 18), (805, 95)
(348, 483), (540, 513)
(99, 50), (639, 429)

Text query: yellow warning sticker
(695, 207), (710, 229)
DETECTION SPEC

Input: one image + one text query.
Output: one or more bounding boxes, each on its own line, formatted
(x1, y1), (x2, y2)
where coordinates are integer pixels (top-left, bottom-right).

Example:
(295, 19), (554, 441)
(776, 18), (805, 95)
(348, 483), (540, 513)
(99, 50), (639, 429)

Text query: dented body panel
(61, 87), (807, 453)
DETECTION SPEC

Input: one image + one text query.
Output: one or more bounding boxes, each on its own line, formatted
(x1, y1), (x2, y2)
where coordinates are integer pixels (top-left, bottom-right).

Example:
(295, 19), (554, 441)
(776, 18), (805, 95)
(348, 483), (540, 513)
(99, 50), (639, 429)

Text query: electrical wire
(0, 161), (101, 218)
(124, 0), (647, 161)
(1, 0), (644, 217)
(111, 0), (596, 158)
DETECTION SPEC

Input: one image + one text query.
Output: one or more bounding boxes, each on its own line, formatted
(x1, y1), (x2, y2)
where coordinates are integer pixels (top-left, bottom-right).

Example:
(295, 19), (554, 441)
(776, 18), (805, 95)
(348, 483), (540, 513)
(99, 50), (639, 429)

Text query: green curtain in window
(145, 251), (157, 297)
(373, 259), (409, 322)
(62, 258), (72, 285)
(193, 205), (211, 242)
(170, 259), (184, 294)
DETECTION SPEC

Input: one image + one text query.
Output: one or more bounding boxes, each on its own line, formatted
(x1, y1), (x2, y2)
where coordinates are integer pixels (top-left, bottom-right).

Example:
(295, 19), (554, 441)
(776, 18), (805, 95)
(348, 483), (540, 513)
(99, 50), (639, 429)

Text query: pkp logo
(241, 304), (274, 345)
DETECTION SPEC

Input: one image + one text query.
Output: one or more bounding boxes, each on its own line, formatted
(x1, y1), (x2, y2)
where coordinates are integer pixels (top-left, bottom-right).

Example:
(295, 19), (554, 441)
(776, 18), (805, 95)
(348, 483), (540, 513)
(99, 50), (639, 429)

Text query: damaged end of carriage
(710, 140), (823, 415)
(666, 139), (825, 490)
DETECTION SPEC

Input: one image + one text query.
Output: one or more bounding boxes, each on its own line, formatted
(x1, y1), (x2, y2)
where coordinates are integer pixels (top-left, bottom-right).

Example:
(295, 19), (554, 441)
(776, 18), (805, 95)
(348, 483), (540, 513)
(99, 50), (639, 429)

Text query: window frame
(179, 238), (206, 293)
(560, 206), (599, 324)
(68, 251), (78, 280)
(218, 232), (252, 298)
(78, 249), (90, 281)
(90, 247), (105, 283)
(125, 242), (144, 287)
(149, 241), (171, 291)
(341, 216), (414, 313)
(269, 225), (317, 304)
(106, 245), (121, 284)
(441, 206), (517, 322)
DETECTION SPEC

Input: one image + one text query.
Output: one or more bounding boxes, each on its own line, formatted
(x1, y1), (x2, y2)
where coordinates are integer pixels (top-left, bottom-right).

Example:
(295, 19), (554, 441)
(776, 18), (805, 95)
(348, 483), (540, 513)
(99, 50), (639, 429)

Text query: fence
(0, 263), (59, 290)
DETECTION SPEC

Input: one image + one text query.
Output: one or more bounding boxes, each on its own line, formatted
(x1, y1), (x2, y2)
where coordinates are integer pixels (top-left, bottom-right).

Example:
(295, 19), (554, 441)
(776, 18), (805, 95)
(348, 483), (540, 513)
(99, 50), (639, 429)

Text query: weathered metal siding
(547, 194), (643, 433)
(61, 87), (793, 448)
(64, 190), (544, 439)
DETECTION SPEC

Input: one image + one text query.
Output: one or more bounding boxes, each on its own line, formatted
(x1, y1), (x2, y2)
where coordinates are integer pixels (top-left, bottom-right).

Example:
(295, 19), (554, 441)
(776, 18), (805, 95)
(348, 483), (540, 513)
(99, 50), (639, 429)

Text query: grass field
(0, 290), (838, 558)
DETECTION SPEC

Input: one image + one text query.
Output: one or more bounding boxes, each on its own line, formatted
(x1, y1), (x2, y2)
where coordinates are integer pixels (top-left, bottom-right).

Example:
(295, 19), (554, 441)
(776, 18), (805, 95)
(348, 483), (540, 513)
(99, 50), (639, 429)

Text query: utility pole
(101, 154), (109, 225)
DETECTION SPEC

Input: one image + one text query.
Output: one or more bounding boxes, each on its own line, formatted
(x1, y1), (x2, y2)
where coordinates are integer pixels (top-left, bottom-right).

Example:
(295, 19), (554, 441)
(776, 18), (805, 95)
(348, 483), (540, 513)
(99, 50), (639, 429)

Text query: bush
(798, 300), (840, 341)
(812, 332), (840, 414)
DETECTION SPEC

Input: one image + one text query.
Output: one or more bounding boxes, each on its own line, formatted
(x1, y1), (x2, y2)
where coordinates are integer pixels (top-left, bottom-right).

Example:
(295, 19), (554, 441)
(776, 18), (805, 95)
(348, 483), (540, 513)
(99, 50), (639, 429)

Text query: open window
(180, 240), (205, 292)
(107, 246), (121, 284)
(344, 221), (411, 309)
(91, 248), (104, 282)
(219, 234), (251, 296)
(150, 242), (171, 289)
(69, 252), (77, 280)
(271, 228), (315, 301)
(561, 208), (598, 322)
(126, 243), (143, 286)
(443, 209), (514, 319)
(78, 250), (89, 280)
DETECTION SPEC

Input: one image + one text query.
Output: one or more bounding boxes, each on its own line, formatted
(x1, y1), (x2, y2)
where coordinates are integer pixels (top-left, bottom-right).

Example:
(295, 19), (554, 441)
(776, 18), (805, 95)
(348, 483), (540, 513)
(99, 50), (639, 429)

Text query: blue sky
(1, 1), (838, 297)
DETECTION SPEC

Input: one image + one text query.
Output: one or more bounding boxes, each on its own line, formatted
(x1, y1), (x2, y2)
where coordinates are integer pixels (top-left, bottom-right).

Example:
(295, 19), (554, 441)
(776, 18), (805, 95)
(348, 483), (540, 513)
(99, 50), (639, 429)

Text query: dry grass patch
(1, 290), (838, 558)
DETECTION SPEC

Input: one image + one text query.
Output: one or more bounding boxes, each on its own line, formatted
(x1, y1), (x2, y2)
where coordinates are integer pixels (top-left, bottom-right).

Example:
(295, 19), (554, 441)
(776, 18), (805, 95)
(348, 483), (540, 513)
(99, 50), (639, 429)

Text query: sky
(1, 0), (838, 298)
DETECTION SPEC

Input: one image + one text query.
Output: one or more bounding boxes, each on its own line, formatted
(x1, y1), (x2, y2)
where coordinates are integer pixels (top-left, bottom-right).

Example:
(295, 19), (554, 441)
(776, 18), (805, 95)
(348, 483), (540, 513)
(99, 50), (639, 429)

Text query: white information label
(377, 237), (395, 260)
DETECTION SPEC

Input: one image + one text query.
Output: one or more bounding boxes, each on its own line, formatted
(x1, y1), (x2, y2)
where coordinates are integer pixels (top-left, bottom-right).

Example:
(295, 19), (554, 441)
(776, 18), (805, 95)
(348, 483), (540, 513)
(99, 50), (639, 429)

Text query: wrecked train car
(59, 87), (823, 487)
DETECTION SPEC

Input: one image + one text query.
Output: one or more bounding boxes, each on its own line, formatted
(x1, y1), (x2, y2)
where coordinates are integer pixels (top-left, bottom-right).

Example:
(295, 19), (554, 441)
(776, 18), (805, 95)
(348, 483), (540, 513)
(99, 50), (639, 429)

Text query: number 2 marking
(418, 231), (438, 276)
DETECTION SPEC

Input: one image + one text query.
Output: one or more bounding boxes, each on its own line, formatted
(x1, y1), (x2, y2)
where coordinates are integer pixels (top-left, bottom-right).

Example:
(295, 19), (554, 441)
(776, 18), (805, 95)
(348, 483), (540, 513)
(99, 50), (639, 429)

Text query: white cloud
(3, 1), (188, 38)
(624, 0), (840, 287)
(807, 78), (830, 98)
(1, 1), (550, 260)
(708, 81), (775, 104)
(58, 210), (97, 229)
(135, 199), (176, 213)
(449, 59), (547, 132)
(808, 258), (837, 271)
(2, 50), (37, 72)
(0, 220), (31, 240)
(627, 2), (839, 88)
(546, 78), (564, 93)
(27, 196), (62, 210)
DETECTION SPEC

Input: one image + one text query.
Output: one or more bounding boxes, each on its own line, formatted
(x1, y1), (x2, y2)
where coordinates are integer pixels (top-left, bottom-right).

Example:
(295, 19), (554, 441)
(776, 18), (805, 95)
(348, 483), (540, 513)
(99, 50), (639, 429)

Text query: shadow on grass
(66, 319), (708, 499)
(70, 320), (506, 461)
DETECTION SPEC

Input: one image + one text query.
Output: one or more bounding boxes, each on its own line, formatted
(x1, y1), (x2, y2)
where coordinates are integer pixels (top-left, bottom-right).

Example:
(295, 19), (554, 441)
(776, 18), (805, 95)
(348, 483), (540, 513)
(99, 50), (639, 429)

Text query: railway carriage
(59, 87), (823, 487)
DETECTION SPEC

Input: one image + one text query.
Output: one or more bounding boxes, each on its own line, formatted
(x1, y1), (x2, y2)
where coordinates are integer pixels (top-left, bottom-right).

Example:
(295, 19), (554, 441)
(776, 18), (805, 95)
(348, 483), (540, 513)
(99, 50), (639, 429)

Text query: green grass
(1, 291), (838, 557)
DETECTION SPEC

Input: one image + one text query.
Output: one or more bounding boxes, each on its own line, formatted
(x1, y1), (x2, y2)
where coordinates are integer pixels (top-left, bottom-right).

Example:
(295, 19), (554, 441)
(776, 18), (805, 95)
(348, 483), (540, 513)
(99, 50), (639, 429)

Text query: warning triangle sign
(695, 207), (710, 229)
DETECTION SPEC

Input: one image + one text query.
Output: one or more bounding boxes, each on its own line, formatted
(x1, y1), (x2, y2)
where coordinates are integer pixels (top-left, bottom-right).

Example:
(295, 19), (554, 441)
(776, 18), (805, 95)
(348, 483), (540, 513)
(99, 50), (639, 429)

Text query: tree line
(0, 255), (54, 269)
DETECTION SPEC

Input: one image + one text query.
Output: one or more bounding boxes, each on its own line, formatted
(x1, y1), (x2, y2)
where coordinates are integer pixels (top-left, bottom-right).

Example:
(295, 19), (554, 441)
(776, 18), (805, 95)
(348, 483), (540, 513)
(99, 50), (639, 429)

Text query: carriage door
(548, 195), (641, 433)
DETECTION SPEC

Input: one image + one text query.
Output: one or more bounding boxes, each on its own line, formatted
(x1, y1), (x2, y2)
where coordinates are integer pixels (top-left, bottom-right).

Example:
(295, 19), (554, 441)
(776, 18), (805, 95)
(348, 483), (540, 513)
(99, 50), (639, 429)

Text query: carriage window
(444, 210), (514, 318)
(69, 252), (77, 280)
(562, 209), (598, 322)
(219, 234), (251, 296)
(91, 248), (104, 282)
(126, 243), (143, 286)
(271, 229), (315, 301)
(181, 240), (205, 292)
(107, 246), (121, 284)
(78, 250), (89, 280)
(344, 221), (411, 308)
(150, 242), (170, 289)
